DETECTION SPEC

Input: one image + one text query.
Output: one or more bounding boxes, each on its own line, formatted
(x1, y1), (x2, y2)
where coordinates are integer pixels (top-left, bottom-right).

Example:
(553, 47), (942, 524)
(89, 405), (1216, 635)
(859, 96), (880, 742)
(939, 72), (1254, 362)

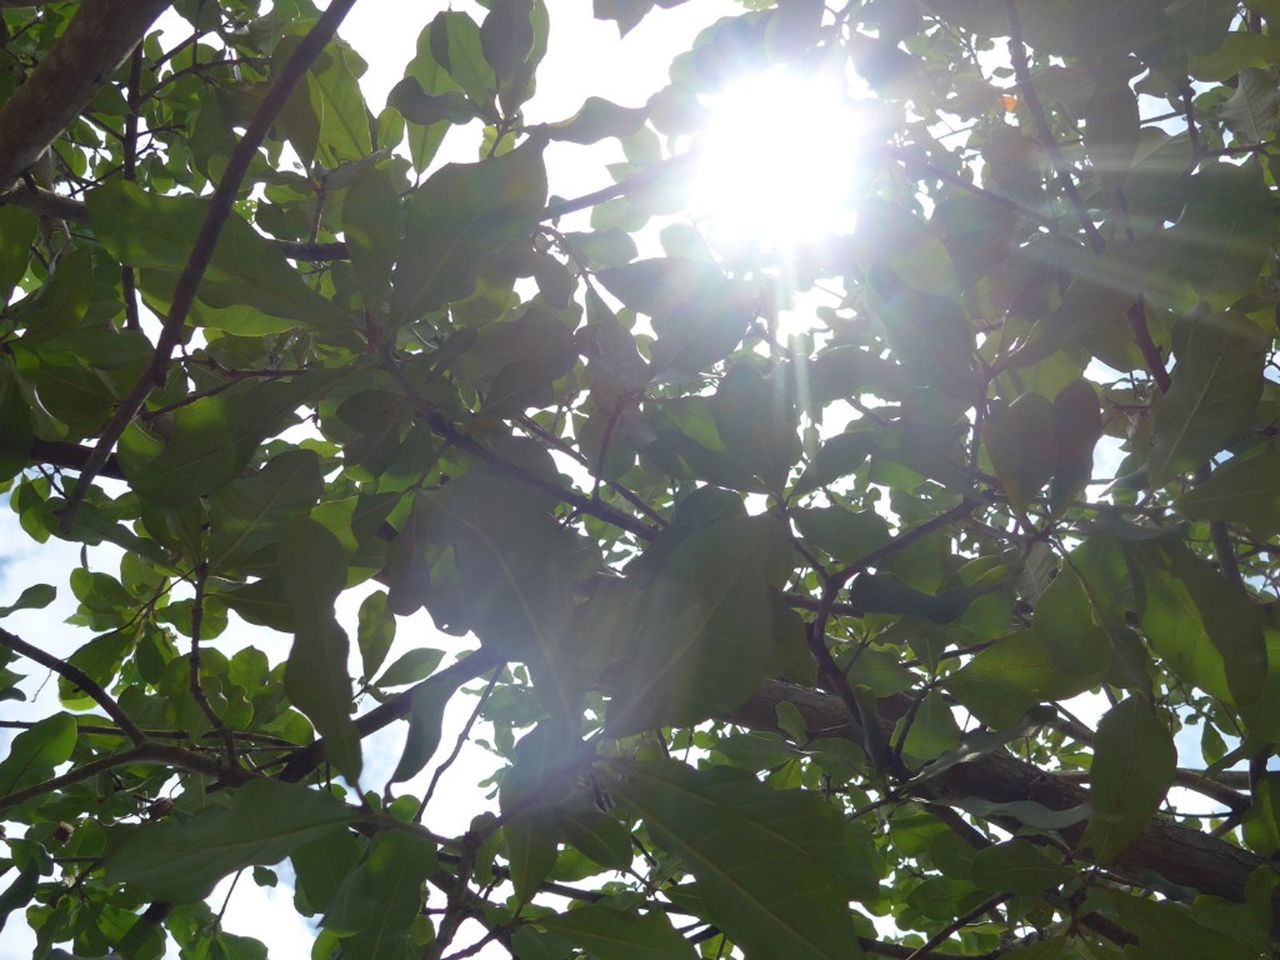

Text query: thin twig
(121, 43), (143, 331)
(416, 666), (503, 821)
(61, 0), (361, 529)
(0, 742), (227, 812)
(189, 560), (238, 768)
(0, 626), (145, 743)
(904, 894), (1010, 960)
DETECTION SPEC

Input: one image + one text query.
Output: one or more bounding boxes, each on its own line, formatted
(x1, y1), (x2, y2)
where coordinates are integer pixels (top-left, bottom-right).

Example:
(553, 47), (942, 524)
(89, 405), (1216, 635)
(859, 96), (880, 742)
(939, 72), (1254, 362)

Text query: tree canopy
(2, 0), (1280, 958)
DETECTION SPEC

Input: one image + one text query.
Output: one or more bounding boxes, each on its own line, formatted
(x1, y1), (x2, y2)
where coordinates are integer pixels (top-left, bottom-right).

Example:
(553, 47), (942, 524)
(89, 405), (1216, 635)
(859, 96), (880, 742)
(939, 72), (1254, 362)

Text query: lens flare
(690, 68), (862, 251)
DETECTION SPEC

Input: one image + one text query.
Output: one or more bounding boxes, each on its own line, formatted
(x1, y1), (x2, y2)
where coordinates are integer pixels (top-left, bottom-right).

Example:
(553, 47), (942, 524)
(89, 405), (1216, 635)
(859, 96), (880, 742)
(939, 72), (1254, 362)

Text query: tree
(1, 0), (1279, 956)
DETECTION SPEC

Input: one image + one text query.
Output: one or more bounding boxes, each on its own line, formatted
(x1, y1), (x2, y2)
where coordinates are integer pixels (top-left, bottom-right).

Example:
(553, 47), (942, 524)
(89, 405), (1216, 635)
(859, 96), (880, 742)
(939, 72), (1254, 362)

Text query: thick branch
(0, 626), (145, 743)
(62, 0), (360, 526)
(0, 0), (171, 191)
(30, 438), (125, 480)
(731, 680), (1272, 910)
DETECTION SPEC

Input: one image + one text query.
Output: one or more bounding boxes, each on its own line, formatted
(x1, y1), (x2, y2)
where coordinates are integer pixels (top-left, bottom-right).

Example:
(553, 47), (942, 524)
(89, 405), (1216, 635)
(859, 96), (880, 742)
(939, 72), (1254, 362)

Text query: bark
(0, 0), (172, 191)
(732, 680), (1267, 908)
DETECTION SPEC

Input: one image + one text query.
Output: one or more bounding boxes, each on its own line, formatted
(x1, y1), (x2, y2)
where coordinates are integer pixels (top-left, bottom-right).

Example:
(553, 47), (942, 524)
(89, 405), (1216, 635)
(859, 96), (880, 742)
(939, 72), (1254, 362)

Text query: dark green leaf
(390, 143), (547, 324)
(606, 760), (873, 960)
(984, 393), (1056, 511)
(106, 779), (355, 901)
(342, 166), (401, 312)
(0, 583), (55, 619)
(279, 517), (362, 782)
(85, 181), (346, 330)
(538, 904), (697, 960)
(357, 591), (397, 681)
(969, 840), (1071, 895)
(0, 713), (76, 797)
(1080, 697), (1175, 863)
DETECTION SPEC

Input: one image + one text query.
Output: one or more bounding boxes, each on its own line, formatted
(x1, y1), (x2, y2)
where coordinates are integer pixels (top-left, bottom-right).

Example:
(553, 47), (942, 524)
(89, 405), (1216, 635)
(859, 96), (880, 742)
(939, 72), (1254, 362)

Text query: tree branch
(61, 0), (361, 528)
(0, 0), (171, 191)
(29, 438), (125, 479)
(0, 742), (228, 813)
(0, 626), (145, 743)
(731, 680), (1273, 911)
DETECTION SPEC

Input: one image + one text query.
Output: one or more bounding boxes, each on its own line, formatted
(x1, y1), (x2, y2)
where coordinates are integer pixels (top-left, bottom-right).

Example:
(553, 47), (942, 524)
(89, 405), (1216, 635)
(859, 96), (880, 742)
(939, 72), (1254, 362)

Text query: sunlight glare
(691, 69), (861, 251)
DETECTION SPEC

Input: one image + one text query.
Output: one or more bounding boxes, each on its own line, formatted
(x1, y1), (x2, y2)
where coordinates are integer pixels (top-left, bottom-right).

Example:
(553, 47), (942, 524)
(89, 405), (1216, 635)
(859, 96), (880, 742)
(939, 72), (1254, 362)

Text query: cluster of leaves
(1, 0), (1279, 958)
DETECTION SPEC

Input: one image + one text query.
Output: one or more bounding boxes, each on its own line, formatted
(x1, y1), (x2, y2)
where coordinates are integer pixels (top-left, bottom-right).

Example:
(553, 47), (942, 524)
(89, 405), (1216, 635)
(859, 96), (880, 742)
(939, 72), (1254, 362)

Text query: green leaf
(342, 166), (401, 312)
(711, 364), (800, 490)
(1148, 313), (1268, 484)
(1165, 164), (1274, 304)
(0, 206), (37, 306)
(1049, 378), (1101, 512)
(984, 393), (1056, 511)
(791, 431), (876, 499)
(1125, 538), (1268, 709)
(119, 376), (329, 505)
(847, 573), (982, 625)
(411, 475), (592, 722)
(538, 905), (697, 960)
(390, 669), (467, 782)
(310, 41), (374, 163)
(556, 810), (633, 870)
(794, 507), (891, 567)
(1220, 68), (1280, 144)
(481, 0), (536, 84)
(207, 449), (323, 566)
(1031, 563), (1112, 677)
(387, 79), (481, 126)
(375, 648), (445, 688)
(106, 779), (355, 901)
(390, 143), (547, 325)
(1081, 72), (1139, 192)
(1080, 697), (1175, 863)
(279, 517), (362, 782)
(542, 97), (648, 144)
(357, 591), (397, 681)
(946, 631), (1106, 728)
(0, 583), (55, 619)
(1176, 441), (1280, 536)
(85, 181), (346, 330)
(969, 840), (1071, 895)
(605, 514), (801, 735)
(597, 258), (754, 377)
(0, 361), (34, 483)
(323, 830), (436, 939)
(291, 829), (364, 916)
(0, 713), (76, 797)
(428, 10), (498, 109)
(606, 760), (872, 960)
(1242, 773), (1280, 856)
(1190, 32), (1280, 80)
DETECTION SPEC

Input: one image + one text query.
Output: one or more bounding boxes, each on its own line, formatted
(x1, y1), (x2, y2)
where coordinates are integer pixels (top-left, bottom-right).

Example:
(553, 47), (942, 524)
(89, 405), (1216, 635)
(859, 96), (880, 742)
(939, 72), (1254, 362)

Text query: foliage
(0, 0), (1279, 958)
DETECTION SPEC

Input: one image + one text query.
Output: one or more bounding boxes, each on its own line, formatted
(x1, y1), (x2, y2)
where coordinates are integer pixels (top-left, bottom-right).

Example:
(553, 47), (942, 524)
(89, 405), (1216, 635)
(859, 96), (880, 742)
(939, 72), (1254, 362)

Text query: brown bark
(0, 0), (172, 191)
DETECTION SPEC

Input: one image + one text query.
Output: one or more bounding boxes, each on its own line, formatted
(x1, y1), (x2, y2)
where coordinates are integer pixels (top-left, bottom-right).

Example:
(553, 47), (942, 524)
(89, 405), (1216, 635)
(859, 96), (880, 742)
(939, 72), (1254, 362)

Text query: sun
(689, 67), (863, 252)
